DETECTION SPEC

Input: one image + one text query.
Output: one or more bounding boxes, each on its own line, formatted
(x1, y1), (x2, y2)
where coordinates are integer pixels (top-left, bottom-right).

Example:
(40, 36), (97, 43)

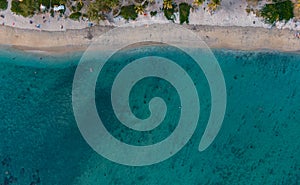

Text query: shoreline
(1, 24), (300, 54)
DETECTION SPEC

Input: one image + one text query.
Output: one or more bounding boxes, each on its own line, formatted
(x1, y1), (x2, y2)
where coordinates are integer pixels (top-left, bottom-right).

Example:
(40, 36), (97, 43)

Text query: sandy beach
(1, 23), (300, 54)
(1, 0), (300, 53)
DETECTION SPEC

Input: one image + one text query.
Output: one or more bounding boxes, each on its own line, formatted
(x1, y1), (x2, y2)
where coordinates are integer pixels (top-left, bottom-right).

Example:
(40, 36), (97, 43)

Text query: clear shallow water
(0, 46), (299, 185)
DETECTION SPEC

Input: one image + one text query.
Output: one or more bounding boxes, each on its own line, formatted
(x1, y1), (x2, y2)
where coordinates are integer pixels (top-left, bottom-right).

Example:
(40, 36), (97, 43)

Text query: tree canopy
(261, 0), (294, 24)
(120, 5), (138, 20)
(0, 0), (8, 10)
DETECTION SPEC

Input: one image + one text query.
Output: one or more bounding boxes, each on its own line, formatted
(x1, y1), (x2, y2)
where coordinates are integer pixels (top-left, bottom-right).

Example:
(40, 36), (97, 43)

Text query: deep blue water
(0, 45), (299, 185)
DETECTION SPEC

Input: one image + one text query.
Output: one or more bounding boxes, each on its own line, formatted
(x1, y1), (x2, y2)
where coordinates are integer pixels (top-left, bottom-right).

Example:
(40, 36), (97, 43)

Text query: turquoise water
(0, 45), (299, 184)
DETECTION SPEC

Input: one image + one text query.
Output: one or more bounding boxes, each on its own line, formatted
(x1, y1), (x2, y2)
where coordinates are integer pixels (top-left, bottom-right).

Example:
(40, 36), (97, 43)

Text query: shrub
(163, 4), (176, 21)
(245, 7), (251, 14)
(86, 0), (120, 22)
(50, 9), (54, 17)
(71, 5), (76, 12)
(10, 0), (67, 17)
(179, 3), (190, 24)
(120, 5), (138, 20)
(11, 0), (21, 14)
(69, 12), (81, 20)
(11, 0), (37, 17)
(260, 0), (294, 24)
(59, 6), (65, 14)
(77, 2), (83, 11)
(150, 11), (157, 17)
(0, 0), (8, 10)
(50, 0), (66, 7)
(10, 0), (68, 17)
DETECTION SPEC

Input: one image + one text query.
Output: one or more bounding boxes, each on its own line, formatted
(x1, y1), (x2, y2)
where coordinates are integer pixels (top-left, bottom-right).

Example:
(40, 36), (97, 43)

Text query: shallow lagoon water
(0, 46), (299, 184)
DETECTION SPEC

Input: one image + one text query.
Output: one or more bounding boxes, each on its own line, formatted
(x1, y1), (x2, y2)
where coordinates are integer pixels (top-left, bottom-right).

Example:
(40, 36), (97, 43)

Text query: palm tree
(148, 0), (155, 4)
(193, 0), (204, 7)
(163, 0), (173, 10)
(135, 4), (145, 15)
(207, 0), (221, 12)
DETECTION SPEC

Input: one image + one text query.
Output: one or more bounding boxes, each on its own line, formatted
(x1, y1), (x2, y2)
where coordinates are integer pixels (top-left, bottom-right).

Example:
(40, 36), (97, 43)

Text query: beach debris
(295, 32), (300, 38)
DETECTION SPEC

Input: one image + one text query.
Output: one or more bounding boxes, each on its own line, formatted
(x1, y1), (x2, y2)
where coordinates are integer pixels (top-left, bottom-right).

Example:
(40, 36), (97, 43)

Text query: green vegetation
(11, 0), (20, 14)
(163, 0), (173, 9)
(11, 0), (37, 17)
(120, 5), (138, 20)
(9, 0), (296, 26)
(192, 0), (204, 7)
(207, 0), (221, 12)
(71, 2), (83, 12)
(87, 1), (105, 22)
(10, 0), (67, 17)
(59, 5), (66, 14)
(164, 7), (175, 21)
(163, 1), (176, 22)
(69, 12), (81, 20)
(179, 3), (190, 24)
(0, 0), (8, 10)
(77, 2), (83, 11)
(5, 0), (245, 25)
(150, 11), (157, 17)
(71, 5), (76, 12)
(50, 9), (54, 17)
(87, 0), (119, 22)
(135, 4), (145, 15)
(261, 0), (294, 24)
